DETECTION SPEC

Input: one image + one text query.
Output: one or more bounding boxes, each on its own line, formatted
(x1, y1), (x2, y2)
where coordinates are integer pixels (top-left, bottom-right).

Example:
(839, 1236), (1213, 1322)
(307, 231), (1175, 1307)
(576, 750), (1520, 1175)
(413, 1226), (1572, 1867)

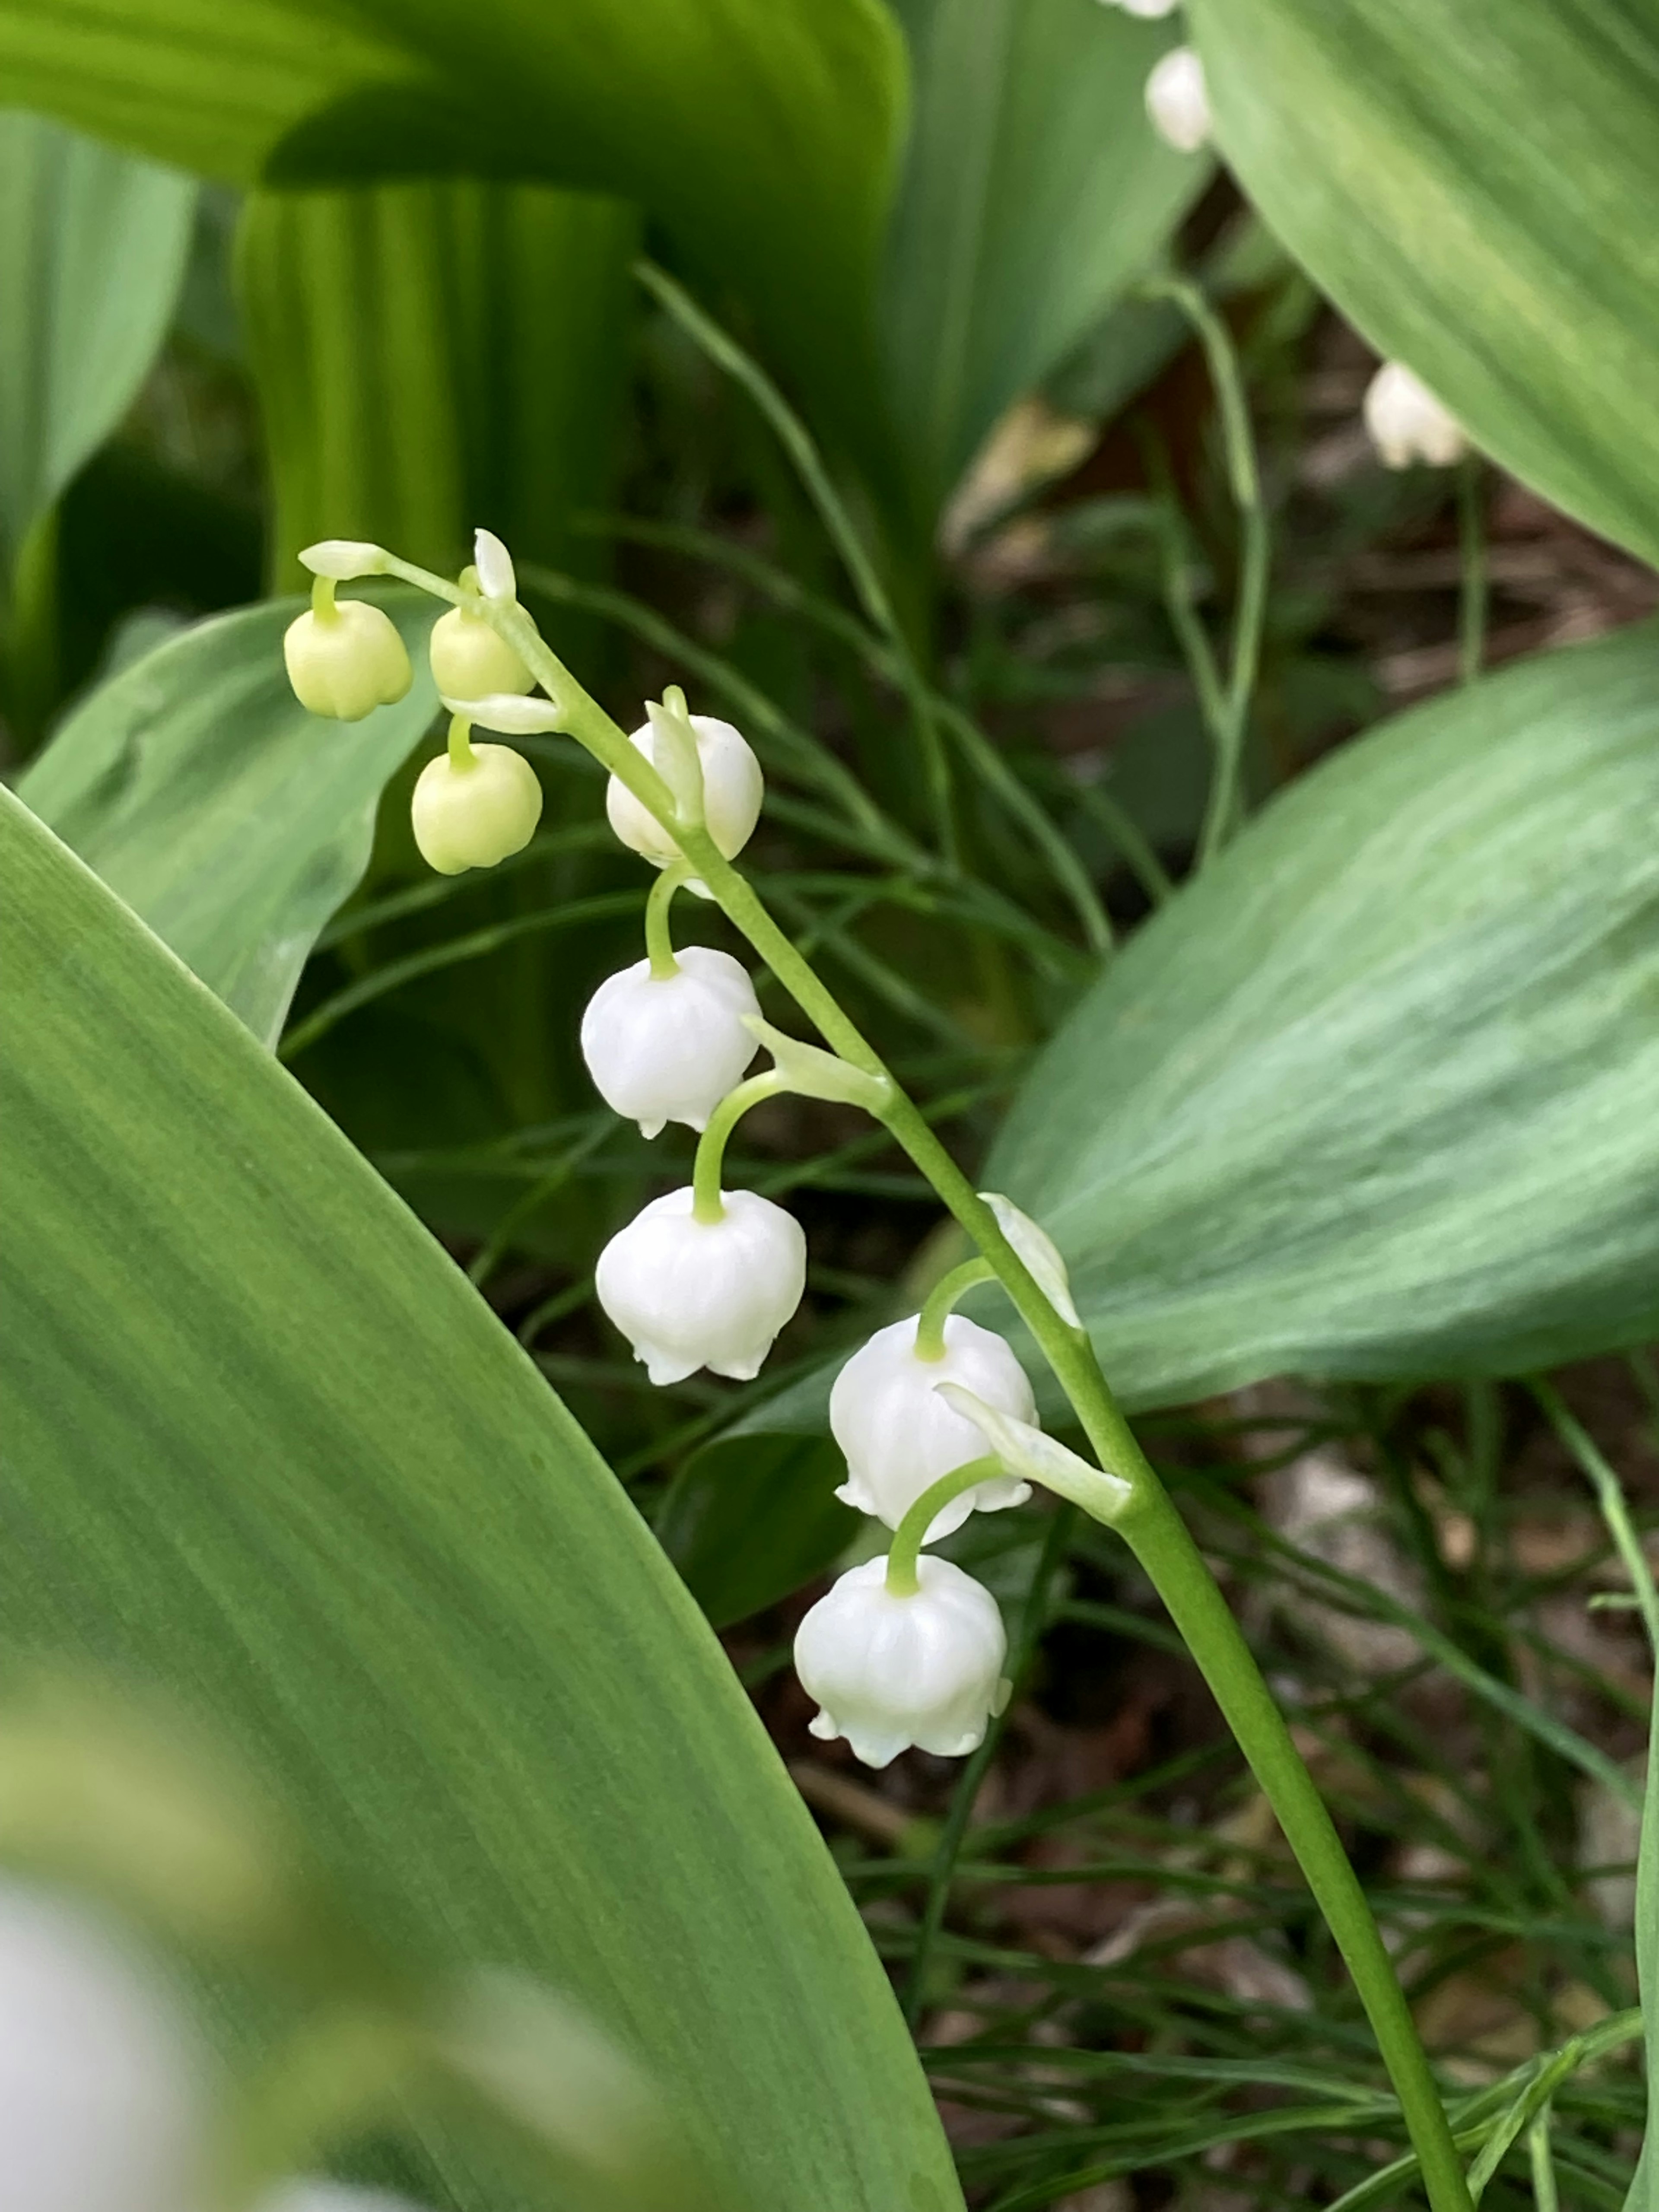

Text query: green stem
(644, 861), (691, 979)
(1534, 1380), (1659, 1653)
(1457, 457), (1488, 688)
(404, 560), (1471, 2212)
(446, 713), (475, 771)
(690, 1071), (786, 1224)
(884, 1457), (1004, 1595)
(914, 1258), (996, 1360)
(1526, 2109), (1558, 2212)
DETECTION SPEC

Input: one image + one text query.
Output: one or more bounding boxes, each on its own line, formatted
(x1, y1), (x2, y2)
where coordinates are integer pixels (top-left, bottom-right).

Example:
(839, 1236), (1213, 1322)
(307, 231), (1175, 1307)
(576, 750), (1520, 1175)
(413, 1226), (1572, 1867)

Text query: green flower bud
(411, 743), (543, 875)
(283, 599), (412, 722)
(428, 604), (535, 699)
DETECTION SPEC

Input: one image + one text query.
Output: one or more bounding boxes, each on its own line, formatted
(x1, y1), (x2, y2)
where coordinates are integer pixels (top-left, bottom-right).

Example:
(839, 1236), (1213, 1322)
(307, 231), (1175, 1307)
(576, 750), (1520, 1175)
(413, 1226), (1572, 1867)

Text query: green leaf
(0, 783), (963, 2212)
(237, 179), (637, 584)
(16, 592), (438, 1046)
(1184, 0), (1659, 569)
(0, 0), (906, 463)
(987, 626), (1659, 1405)
(658, 1433), (859, 1630)
(1628, 1688), (1659, 2210)
(880, 0), (1203, 523)
(0, 109), (197, 561)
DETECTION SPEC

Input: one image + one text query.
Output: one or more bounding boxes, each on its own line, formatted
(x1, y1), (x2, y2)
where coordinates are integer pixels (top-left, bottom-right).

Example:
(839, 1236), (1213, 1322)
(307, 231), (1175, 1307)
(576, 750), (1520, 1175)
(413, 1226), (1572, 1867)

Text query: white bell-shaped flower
(411, 744), (543, 874)
(1362, 362), (1468, 470)
(428, 604), (534, 700)
(606, 714), (763, 890)
(1145, 45), (1211, 151)
(795, 1555), (1010, 1768)
(830, 1314), (1034, 1539)
(580, 950), (760, 1138)
(0, 1881), (209, 2212)
(595, 1187), (805, 1384)
(283, 600), (411, 721)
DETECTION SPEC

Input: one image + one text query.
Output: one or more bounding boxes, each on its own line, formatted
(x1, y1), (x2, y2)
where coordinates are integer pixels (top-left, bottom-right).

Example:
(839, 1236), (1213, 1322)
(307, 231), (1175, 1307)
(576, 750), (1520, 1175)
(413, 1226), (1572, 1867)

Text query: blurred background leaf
(16, 591), (437, 1046)
(1187, 0), (1659, 569)
(0, 784), (966, 2212)
(237, 180), (637, 587)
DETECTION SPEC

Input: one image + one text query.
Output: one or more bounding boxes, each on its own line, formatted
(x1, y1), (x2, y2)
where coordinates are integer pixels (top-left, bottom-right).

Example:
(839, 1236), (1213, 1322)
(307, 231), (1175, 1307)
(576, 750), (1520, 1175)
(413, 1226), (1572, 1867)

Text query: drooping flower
(580, 950), (760, 1138)
(410, 744), (543, 874)
(595, 1187), (805, 1385)
(605, 713), (763, 886)
(283, 599), (411, 722)
(1145, 45), (1211, 151)
(830, 1315), (1033, 1538)
(428, 604), (535, 700)
(794, 1556), (1010, 1768)
(1362, 362), (1469, 470)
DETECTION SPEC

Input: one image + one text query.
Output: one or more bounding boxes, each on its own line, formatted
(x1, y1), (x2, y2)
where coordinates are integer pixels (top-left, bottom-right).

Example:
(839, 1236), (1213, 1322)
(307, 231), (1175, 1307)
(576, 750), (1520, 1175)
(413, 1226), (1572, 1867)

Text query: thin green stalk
(1144, 276), (1271, 868)
(1526, 2109), (1559, 2212)
(644, 861), (690, 979)
(634, 257), (958, 864)
(1534, 1380), (1659, 1653)
(884, 1457), (1004, 1595)
(914, 1257), (996, 1359)
(690, 1071), (786, 1224)
(1457, 458), (1488, 688)
(428, 570), (1471, 2212)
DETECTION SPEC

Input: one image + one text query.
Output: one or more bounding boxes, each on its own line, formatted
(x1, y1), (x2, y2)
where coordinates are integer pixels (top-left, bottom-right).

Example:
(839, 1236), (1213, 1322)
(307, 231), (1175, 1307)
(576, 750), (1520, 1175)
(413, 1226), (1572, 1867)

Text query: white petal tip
(636, 1118), (666, 1140)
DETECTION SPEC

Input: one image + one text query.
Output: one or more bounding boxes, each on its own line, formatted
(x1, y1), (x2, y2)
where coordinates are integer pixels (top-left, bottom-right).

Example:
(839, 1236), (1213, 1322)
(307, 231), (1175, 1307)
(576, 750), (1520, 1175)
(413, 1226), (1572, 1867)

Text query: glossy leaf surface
(238, 179), (636, 585)
(989, 628), (1659, 1404)
(880, 0), (1201, 521)
(17, 594), (438, 1046)
(0, 0), (905, 453)
(0, 109), (196, 558)
(1186, 0), (1659, 568)
(0, 786), (963, 2212)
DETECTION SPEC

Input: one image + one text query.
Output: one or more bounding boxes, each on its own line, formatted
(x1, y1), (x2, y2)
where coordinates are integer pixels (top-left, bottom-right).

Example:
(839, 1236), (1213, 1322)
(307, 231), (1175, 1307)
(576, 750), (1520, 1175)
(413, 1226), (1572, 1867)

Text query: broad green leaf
(880, 0), (1202, 525)
(1185, 0), (1659, 569)
(0, 109), (197, 559)
(237, 179), (637, 583)
(17, 592), (438, 1046)
(988, 626), (1659, 1405)
(0, 0), (906, 462)
(0, 785), (964, 2212)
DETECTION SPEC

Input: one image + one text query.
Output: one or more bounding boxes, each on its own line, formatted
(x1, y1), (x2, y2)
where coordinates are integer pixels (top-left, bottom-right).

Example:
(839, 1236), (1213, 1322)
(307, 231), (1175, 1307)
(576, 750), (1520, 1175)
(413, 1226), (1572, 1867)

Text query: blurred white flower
(580, 950), (761, 1137)
(1145, 45), (1211, 151)
(1100, 0), (1182, 15)
(1362, 361), (1469, 470)
(830, 1315), (1033, 1538)
(795, 1556), (1010, 1767)
(263, 2189), (428, 2212)
(428, 604), (534, 700)
(606, 713), (763, 890)
(595, 1187), (806, 1384)
(411, 744), (543, 875)
(0, 1881), (209, 2212)
(283, 601), (412, 723)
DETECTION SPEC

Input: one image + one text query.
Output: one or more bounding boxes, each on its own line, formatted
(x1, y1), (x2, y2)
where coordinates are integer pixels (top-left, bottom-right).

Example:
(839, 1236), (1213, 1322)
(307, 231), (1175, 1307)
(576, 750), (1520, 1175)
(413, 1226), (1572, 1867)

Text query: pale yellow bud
(283, 601), (412, 722)
(428, 604), (535, 699)
(411, 744), (543, 874)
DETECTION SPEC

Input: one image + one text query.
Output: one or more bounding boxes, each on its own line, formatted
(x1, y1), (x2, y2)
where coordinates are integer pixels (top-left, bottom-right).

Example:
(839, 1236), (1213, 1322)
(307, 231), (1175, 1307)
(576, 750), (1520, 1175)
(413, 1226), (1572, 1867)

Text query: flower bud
(429, 604), (535, 699)
(0, 1880), (208, 2212)
(1145, 45), (1211, 151)
(283, 600), (412, 722)
(606, 713), (763, 890)
(411, 744), (543, 875)
(580, 950), (760, 1138)
(795, 1556), (1010, 1768)
(595, 1187), (805, 1384)
(1362, 362), (1468, 470)
(830, 1316), (1034, 1538)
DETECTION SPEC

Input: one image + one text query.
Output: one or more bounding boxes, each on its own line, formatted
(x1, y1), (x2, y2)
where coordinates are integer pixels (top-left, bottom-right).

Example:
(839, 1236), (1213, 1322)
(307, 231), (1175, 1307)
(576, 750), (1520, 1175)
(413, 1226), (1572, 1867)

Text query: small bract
(283, 600), (412, 722)
(831, 1314), (1034, 1538)
(580, 950), (760, 1138)
(606, 713), (763, 892)
(595, 1186), (805, 1385)
(411, 745), (543, 875)
(1363, 362), (1469, 470)
(428, 604), (535, 700)
(1145, 45), (1211, 151)
(795, 1555), (1010, 1768)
